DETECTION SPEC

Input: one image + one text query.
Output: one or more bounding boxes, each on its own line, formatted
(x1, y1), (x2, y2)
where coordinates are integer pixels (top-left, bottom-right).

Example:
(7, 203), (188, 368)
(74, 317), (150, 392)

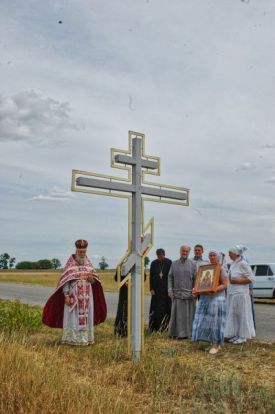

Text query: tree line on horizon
(16, 258), (62, 270)
(0, 253), (150, 270)
(0, 253), (62, 270)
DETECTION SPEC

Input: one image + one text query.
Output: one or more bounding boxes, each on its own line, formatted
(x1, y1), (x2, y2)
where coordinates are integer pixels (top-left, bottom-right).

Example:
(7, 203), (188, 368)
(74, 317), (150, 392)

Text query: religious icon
(194, 264), (220, 294)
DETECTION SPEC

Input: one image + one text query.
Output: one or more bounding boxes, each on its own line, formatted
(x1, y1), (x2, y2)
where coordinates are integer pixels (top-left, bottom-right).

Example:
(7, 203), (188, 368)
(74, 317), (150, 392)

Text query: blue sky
(1, 0), (275, 267)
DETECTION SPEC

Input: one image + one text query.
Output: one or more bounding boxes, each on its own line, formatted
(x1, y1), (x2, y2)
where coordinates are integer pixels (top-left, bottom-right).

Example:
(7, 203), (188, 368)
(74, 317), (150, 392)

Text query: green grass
(0, 299), (274, 413)
(0, 299), (42, 334)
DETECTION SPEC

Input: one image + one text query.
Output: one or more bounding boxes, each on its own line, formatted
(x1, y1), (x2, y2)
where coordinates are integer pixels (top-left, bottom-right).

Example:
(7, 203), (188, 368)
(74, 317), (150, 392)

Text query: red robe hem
(42, 279), (107, 328)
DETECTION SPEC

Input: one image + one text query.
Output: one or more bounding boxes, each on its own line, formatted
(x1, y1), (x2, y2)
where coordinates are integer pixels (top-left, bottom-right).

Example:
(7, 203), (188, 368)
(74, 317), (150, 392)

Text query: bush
(0, 300), (42, 334)
(16, 259), (56, 269)
(98, 256), (109, 270)
(36, 259), (53, 269)
(16, 261), (39, 269)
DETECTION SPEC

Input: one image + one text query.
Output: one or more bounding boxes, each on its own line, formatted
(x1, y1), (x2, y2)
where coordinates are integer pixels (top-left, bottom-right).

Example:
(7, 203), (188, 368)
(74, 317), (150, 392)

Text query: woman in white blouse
(224, 246), (255, 344)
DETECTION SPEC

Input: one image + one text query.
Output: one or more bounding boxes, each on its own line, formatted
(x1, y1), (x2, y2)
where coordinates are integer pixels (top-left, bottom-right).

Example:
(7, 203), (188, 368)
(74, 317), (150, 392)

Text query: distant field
(0, 269), (150, 294)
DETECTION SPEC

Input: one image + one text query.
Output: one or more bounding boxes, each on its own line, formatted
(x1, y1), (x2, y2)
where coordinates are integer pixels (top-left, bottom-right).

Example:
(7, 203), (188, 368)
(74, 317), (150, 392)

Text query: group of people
(150, 244), (255, 354)
(115, 243), (256, 354)
(43, 240), (256, 354)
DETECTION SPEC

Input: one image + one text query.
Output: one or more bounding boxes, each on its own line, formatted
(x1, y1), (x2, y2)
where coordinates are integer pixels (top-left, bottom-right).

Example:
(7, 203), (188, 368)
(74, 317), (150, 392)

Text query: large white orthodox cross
(72, 131), (189, 360)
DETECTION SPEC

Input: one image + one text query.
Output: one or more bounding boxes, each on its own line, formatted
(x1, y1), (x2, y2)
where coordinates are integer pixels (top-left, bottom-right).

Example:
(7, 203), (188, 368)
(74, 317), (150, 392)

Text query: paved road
(0, 282), (274, 340)
(0, 282), (120, 316)
(0, 282), (124, 318)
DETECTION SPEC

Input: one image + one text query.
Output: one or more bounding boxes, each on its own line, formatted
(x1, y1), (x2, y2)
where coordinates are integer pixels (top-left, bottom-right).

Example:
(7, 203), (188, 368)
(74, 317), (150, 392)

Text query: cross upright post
(72, 131), (189, 361)
(130, 137), (142, 360)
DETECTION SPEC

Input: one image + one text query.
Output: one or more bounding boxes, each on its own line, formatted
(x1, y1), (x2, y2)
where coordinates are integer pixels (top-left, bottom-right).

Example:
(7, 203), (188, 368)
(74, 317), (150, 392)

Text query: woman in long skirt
(192, 250), (228, 354)
(224, 246), (255, 344)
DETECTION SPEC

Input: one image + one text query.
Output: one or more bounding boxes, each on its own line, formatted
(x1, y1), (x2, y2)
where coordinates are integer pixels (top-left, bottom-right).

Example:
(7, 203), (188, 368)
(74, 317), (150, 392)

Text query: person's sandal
(233, 337), (246, 344)
(209, 346), (220, 354)
(228, 336), (239, 343)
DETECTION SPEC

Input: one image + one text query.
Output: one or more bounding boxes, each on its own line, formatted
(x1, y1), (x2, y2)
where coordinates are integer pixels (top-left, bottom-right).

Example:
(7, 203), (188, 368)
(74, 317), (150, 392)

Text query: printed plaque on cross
(72, 131), (189, 360)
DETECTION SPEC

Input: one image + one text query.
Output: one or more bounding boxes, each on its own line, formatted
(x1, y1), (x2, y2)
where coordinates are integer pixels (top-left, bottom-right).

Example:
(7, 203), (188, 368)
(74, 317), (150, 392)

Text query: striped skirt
(192, 294), (226, 345)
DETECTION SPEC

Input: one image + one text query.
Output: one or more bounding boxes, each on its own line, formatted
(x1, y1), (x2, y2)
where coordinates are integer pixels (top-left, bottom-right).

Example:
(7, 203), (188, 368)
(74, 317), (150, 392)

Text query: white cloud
(0, 91), (78, 145)
(236, 162), (257, 171)
(0, 0), (274, 265)
(265, 176), (275, 185)
(262, 143), (275, 149)
(31, 188), (75, 202)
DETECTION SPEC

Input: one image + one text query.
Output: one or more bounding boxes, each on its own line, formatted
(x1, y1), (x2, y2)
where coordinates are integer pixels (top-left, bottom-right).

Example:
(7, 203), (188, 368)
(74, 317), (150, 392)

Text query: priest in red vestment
(43, 239), (107, 345)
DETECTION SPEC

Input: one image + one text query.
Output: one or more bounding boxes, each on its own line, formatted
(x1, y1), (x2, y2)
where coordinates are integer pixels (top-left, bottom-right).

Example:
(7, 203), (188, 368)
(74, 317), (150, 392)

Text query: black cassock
(114, 271), (146, 337)
(149, 258), (172, 332)
(114, 272), (128, 337)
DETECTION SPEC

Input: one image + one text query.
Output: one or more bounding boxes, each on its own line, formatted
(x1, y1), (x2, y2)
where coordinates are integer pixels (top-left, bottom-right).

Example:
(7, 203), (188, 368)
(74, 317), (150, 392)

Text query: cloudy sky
(1, 0), (275, 267)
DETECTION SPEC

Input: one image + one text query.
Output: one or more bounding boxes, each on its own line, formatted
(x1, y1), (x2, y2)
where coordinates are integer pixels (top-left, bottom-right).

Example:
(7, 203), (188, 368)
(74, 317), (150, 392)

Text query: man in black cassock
(149, 248), (172, 332)
(114, 270), (128, 337)
(114, 270), (147, 337)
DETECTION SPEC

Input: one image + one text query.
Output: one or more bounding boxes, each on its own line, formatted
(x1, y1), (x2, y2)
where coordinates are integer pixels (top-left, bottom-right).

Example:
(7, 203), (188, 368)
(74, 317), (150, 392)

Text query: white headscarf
(229, 245), (248, 260)
(209, 249), (227, 270)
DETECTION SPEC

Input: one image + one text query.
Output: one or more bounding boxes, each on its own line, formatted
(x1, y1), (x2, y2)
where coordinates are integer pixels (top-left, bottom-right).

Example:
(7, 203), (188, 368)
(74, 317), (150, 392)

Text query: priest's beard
(76, 256), (85, 265)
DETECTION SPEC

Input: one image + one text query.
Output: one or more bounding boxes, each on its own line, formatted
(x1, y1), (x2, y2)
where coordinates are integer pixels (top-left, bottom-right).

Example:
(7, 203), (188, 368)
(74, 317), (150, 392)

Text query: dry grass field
(0, 300), (275, 414)
(0, 269), (62, 287)
(254, 298), (275, 304)
(0, 269), (150, 294)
